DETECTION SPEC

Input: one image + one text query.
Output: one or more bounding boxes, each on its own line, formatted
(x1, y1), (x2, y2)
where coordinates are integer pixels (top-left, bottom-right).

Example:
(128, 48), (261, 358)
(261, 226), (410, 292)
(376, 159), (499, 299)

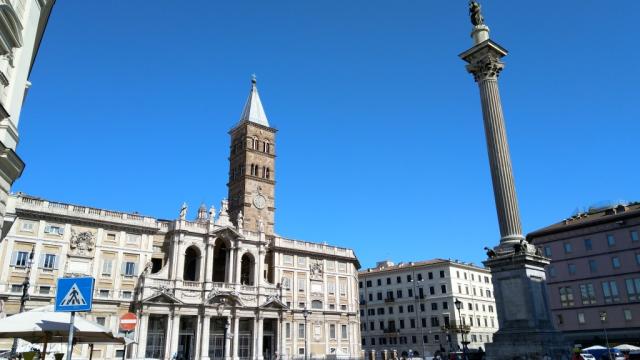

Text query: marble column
(256, 317), (264, 360)
(205, 243), (214, 283)
(201, 316), (212, 360)
(225, 317), (232, 360)
(136, 314), (150, 358)
(233, 316), (240, 360)
(459, 4), (569, 360)
(226, 247), (234, 284)
(461, 37), (523, 249)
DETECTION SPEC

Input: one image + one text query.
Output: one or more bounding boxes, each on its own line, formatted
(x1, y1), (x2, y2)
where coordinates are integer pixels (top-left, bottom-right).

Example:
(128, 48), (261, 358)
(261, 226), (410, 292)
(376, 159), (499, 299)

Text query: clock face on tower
(253, 194), (267, 210)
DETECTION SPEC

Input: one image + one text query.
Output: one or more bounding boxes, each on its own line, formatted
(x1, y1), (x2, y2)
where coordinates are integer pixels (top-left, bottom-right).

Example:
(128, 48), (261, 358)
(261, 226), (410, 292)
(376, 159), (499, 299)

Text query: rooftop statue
(469, 1), (484, 26)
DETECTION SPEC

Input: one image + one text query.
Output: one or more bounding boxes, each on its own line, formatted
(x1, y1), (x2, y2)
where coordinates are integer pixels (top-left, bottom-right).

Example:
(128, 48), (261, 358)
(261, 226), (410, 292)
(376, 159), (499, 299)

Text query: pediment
(212, 226), (242, 240)
(143, 291), (183, 304)
(207, 289), (244, 307)
(260, 296), (288, 310)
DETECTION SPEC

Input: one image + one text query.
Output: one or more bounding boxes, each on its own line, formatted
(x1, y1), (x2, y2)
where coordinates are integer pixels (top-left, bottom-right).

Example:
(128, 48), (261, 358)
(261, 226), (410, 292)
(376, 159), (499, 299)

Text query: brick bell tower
(227, 75), (276, 235)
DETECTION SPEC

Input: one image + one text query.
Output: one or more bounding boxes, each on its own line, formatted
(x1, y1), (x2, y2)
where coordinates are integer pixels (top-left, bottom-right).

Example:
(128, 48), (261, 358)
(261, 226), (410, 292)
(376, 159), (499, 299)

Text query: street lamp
(10, 245), (35, 359)
(599, 311), (612, 360)
(302, 307), (311, 360)
(410, 275), (426, 358)
(454, 299), (468, 360)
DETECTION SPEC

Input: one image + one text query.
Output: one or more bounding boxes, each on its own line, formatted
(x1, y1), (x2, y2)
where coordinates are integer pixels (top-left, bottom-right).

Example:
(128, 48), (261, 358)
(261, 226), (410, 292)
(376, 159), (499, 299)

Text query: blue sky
(15, 1), (640, 269)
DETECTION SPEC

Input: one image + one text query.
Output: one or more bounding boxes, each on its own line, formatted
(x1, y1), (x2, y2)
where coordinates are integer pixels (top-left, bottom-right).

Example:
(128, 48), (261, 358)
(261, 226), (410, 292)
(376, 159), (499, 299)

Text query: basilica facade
(0, 79), (361, 360)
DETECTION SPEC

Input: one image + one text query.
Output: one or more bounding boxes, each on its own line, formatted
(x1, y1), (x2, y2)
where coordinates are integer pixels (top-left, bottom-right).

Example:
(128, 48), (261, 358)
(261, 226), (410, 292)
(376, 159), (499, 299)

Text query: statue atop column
(469, 1), (484, 26)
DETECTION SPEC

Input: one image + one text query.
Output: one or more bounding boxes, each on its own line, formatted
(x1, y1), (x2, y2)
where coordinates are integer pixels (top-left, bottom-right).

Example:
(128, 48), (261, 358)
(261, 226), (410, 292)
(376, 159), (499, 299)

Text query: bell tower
(227, 76), (276, 235)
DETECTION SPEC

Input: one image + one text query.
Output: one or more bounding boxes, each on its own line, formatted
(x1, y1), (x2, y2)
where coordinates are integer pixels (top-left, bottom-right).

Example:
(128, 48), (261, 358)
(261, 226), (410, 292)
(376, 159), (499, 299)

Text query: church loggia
(0, 78), (362, 360)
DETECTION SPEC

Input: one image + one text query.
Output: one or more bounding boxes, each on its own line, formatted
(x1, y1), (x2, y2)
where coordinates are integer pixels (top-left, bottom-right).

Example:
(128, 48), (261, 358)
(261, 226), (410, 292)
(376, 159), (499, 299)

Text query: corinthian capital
(466, 56), (504, 82)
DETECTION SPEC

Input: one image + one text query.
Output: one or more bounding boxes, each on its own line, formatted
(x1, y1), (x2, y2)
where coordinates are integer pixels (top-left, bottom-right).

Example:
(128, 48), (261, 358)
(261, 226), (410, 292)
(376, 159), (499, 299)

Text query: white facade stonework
(0, 79), (361, 360)
(358, 260), (498, 358)
(0, 0), (54, 233)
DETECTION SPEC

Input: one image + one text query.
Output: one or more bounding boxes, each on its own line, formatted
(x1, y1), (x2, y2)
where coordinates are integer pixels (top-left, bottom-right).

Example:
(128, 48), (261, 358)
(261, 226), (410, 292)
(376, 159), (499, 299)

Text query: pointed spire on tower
(237, 74), (270, 127)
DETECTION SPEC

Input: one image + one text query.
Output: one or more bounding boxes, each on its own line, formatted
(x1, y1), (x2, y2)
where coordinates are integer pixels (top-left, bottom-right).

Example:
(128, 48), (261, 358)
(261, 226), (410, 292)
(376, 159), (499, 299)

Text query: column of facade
(176, 243), (186, 280)
(279, 316), (286, 360)
(235, 249), (243, 284)
(224, 317), (232, 360)
(291, 318), (298, 358)
(201, 315), (212, 360)
(205, 243), (214, 283)
(164, 315), (175, 358)
(226, 246), (234, 284)
(256, 317), (264, 360)
(253, 317), (260, 360)
(195, 314), (204, 360)
(233, 316), (240, 360)
(136, 313), (150, 358)
(169, 314), (181, 358)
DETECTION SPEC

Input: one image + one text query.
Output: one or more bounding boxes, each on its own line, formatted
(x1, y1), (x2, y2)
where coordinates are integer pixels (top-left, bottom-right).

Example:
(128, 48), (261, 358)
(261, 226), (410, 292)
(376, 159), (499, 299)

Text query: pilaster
(232, 315), (240, 360)
(136, 313), (149, 359)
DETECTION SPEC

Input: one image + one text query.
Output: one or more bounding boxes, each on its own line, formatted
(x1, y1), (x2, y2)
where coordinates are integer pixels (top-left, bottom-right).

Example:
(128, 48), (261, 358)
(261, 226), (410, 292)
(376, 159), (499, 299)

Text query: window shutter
(133, 262), (138, 275)
(57, 227), (64, 235)
(38, 253), (46, 268)
(10, 251), (17, 266)
(121, 262), (126, 275)
(53, 255), (59, 269)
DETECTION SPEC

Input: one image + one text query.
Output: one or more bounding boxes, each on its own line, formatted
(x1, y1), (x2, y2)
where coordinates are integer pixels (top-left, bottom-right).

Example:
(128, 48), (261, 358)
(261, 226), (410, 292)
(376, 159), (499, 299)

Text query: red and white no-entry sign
(119, 312), (137, 332)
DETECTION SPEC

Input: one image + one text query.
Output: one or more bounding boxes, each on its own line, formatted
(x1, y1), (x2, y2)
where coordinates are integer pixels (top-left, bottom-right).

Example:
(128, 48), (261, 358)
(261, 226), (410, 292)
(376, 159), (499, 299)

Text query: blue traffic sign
(55, 277), (94, 312)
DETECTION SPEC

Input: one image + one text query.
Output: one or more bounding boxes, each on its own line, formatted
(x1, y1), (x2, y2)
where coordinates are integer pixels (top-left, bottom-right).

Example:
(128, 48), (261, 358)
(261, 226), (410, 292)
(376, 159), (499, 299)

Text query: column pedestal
(483, 253), (569, 360)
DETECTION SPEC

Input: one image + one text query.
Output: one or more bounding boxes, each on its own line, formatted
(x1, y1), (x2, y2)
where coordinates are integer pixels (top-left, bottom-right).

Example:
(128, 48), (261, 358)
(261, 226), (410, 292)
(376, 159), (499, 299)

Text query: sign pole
(121, 331), (128, 360)
(67, 311), (76, 360)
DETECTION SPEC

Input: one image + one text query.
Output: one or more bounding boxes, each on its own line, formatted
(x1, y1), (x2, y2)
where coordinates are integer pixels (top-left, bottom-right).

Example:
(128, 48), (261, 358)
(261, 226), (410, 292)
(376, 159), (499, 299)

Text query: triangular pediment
(143, 291), (183, 304)
(260, 296), (288, 310)
(212, 226), (242, 239)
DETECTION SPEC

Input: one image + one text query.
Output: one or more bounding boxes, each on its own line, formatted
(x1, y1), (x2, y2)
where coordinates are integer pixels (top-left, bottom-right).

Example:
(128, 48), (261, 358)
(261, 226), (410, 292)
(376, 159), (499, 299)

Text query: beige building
(0, 78), (361, 360)
(0, 0), (55, 233)
(358, 260), (498, 358)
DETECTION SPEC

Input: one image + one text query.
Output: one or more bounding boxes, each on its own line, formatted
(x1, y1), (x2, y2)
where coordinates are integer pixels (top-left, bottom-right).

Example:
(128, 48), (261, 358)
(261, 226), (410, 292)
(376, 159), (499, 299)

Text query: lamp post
(410, 273), (426, 358)
(10, 245), (35, 359)
(454, 299), (467, 360)
(302, 307), (310, 360)
(599, 311), (612, 360)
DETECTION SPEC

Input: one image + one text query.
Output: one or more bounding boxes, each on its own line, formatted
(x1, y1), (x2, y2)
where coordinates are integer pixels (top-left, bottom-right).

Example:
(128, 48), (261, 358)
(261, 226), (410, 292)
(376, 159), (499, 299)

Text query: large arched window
(212, 240), (228, 282)
(240, 253), (255, 285)
(183, 246), (201, 281)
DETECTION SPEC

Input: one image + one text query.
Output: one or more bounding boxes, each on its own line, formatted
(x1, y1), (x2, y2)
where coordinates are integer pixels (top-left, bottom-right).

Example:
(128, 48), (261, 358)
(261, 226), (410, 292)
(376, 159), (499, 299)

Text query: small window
(386, 277), (391, 285)
(441, 284), (447, 294)
(544, 246), (552, 257)
(329, 324), (336, 339)
(123, 262), (136, 277)
(584, 239), (593, 251)
(297, 256), (306, 267)
(563, 242), (572, 254)
(42, 254), (57, 270)
(397, 276), (402, 284)
(568, 263), (577, 275)
(96, 317), (106, 326)
(122, 291), (132, 299)
(612, 257), (621, 269)
(341, 324), (348, 339)
(440, 270), (445, 278)
(577, 313), (586, 324)
(106, 233), (117, 242)
(11, 284), (22, 293)
(44, 224), (64, 236)
(126, 234), (141, 244)
(283, 255), (293, 265)
(311, 300), (323, 309)
(102, 259), (113, 276)
(12, 251), (30, 267)
(98, 289), (110, 298)
(589, 260), (598, 273)
(624, 309), (633, 321)
(548, 266), (556, 278)
(39, 286), (51, 295)
(631, 231), (639, 242)
(20, 221), (35, 233)
(377, 279), (381, 286)
(607, 234), (616, 247)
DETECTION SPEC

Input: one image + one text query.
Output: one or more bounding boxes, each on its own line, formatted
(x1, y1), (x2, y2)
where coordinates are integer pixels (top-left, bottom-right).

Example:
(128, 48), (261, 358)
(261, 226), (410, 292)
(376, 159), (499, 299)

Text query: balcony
(384, 297), (395, 303)
(440, 322), (471, 334)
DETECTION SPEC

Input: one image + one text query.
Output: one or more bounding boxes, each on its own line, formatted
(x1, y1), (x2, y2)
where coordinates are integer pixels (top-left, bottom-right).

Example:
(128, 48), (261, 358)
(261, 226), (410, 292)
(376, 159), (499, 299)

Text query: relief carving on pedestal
(69, 230), (95, 256)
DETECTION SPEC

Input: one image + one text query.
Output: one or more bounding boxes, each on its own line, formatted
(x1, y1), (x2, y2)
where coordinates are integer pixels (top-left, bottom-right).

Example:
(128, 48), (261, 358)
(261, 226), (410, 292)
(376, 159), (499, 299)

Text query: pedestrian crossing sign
(55, 277), (94, 312)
